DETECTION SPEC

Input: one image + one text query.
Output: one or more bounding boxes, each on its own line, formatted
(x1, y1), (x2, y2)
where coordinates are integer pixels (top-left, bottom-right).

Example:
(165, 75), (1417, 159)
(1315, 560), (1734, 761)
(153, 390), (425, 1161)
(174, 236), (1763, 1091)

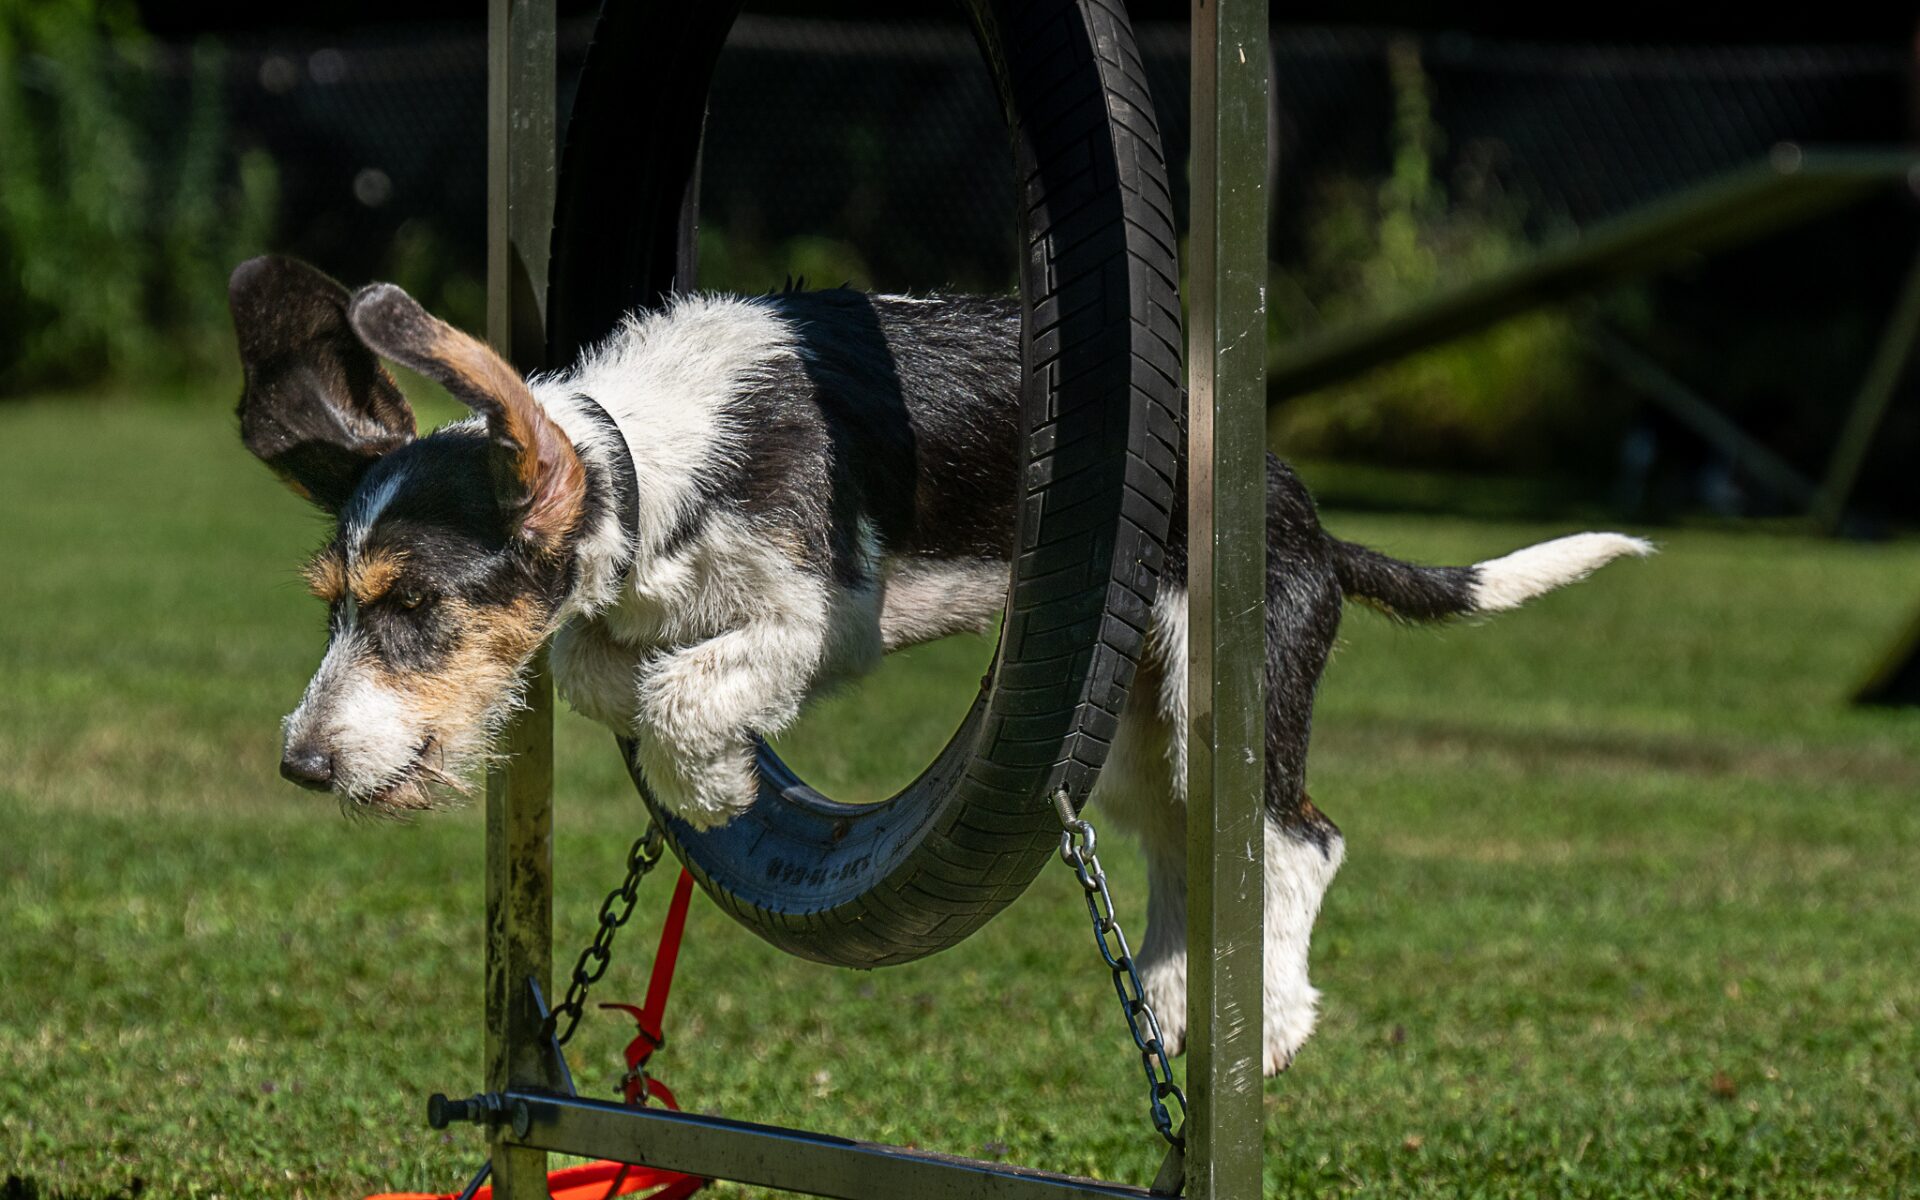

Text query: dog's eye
(397, 589), (428, 611)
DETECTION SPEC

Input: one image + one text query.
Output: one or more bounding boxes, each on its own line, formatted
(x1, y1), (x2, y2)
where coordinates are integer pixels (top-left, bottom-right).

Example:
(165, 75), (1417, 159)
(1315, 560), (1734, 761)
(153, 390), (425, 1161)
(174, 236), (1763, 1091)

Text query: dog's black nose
(280, 745), (335, 791)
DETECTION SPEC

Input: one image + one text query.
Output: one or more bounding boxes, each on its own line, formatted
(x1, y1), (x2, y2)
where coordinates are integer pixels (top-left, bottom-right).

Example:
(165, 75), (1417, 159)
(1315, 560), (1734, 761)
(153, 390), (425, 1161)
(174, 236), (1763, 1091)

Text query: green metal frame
(1266, 147), (1918, 405)
(1855, 605), (1920, 706)
(1261, 143), (1920, 715)
(1266, 143), (1919, 535)
(1812, 244), (1920, 534)
(470, 0), (1275, 1197)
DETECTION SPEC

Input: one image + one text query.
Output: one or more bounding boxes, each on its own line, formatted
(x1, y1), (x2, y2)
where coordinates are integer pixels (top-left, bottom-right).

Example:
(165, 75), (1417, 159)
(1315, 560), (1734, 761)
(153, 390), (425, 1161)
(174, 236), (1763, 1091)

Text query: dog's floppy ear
(347, 282), (586, 548)
(229, 256), (417, 511)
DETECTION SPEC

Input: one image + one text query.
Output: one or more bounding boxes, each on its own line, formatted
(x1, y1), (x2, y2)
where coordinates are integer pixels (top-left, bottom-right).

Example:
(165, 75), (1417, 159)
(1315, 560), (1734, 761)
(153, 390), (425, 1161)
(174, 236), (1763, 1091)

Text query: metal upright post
(1186, 1), (1270, 1198)
(485, 0), (557, 1196)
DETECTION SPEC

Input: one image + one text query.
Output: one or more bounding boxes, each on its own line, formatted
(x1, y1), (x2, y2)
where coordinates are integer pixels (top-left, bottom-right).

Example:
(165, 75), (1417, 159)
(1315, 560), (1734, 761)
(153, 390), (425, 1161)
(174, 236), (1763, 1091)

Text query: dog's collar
(572, 393), (639, 591)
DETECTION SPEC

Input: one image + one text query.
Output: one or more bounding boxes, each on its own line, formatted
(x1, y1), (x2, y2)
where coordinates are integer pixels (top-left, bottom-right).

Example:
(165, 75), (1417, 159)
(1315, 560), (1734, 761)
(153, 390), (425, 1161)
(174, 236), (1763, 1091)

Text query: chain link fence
(100, 16), (1920, 515)
(182, 16), (1910, 283)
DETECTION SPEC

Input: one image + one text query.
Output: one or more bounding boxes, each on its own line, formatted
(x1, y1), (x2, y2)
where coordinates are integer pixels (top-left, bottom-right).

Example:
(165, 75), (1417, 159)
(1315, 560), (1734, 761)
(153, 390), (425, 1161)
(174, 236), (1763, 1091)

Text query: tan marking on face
(371, 596), (551, 738)
(348, 549), (408, 605)
(303, 549), (347, 603)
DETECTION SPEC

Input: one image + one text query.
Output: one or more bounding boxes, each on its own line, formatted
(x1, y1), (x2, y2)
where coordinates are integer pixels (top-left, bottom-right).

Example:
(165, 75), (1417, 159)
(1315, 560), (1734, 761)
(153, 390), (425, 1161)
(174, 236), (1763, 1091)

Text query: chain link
(1052, 791), (1188, 1148)
(547, 823), (668, 1047)
(554, 801), (1189, 1144)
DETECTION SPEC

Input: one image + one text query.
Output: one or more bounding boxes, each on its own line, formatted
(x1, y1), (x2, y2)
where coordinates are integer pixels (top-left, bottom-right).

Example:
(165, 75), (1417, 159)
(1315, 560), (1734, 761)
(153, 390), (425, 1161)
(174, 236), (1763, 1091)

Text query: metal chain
(1052, 791), (1189, 1148)
(547, 823), (668, 1047)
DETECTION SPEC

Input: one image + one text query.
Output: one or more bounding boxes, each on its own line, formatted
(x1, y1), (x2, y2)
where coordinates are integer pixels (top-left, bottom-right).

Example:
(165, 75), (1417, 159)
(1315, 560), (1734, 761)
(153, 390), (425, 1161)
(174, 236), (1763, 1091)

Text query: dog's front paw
(630, 736), (758, 830)
(631, 650), (771, 829)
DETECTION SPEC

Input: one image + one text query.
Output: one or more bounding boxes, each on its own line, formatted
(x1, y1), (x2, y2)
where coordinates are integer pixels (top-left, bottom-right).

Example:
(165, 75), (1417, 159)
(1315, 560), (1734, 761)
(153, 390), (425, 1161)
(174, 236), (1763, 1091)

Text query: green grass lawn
(3, 395), (1917, 1199)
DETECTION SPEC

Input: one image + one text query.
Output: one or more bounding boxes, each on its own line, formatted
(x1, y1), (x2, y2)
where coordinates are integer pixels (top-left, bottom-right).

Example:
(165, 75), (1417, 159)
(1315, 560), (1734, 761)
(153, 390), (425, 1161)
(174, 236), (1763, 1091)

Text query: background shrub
(1268, 41), (1633, 475)
(0, 0), (275, 395)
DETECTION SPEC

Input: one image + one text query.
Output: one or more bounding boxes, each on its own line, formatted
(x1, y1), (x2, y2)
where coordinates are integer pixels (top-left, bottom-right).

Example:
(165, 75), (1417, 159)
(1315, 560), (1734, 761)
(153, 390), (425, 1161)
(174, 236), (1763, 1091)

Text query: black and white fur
(232, 260), (1652, 1077)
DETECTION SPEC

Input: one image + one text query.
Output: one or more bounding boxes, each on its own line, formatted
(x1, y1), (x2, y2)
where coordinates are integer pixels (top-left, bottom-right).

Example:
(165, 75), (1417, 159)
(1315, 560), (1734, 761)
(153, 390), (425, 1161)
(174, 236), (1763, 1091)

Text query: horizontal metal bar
(1268, 147), (1919, 402)
(502, 1090), (1162, 1200)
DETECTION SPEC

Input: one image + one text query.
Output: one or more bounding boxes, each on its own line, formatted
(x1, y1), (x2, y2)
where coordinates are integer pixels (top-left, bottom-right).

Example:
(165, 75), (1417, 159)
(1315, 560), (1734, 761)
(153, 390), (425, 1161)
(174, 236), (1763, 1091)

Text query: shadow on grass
(4, 1177), (145, 1200)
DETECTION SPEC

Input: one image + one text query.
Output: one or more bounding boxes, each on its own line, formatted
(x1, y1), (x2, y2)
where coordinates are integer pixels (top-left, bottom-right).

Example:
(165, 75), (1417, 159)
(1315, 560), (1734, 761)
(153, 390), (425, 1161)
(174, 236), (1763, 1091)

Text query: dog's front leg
(552, 616), (644, 731)
(630, 615), (825, 829)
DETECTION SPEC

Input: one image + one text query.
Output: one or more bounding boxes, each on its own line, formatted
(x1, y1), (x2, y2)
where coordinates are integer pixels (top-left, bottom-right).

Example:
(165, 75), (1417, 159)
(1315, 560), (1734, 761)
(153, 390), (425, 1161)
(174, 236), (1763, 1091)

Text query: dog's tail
(1328, 531), (1654, 622)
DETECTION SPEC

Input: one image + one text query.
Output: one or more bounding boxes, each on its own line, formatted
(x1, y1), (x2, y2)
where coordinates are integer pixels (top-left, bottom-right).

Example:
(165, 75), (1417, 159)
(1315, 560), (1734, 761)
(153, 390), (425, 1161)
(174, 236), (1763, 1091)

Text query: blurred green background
(3, 3), (1919, 1199)
(8, 1), (1920, 521)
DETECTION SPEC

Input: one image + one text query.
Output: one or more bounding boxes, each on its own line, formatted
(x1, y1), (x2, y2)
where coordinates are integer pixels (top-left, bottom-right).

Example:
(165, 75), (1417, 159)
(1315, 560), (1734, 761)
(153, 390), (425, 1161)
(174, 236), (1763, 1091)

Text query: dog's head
(231, 256), (589, 813)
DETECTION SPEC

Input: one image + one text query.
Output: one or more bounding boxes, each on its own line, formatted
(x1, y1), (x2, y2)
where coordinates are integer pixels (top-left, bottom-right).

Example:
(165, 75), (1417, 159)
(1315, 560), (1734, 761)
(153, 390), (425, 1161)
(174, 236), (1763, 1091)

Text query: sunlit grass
(2, 397), (1916, 1198)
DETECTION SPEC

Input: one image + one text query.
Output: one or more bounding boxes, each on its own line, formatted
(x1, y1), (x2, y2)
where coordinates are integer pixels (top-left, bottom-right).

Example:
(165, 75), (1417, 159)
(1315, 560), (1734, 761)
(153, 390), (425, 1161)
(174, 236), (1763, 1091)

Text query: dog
(230, 254), (1651, 1075)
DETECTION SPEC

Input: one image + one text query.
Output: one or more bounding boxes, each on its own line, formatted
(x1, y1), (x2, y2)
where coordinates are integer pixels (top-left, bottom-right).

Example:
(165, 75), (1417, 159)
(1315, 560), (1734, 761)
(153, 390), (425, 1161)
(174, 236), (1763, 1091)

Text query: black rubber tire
(549, 0), (1182, 967)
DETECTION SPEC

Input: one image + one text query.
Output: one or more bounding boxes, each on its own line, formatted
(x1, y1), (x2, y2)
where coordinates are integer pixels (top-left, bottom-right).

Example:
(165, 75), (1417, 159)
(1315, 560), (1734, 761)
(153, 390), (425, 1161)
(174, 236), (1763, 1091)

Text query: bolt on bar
(1185, 0), (1271, 1198)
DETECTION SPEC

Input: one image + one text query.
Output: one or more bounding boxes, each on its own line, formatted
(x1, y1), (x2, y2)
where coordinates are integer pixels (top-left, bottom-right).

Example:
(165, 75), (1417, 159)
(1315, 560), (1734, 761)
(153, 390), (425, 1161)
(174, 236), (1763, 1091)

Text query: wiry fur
(1469, 532), (1655, 613)
(233, 257), (1653, 1075)
(524, 290), (1023, 828)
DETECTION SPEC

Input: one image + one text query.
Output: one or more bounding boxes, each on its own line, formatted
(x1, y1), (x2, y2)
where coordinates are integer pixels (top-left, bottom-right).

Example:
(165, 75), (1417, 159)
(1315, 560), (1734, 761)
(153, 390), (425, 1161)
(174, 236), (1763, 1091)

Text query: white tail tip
(1470, 532), (1654, 614)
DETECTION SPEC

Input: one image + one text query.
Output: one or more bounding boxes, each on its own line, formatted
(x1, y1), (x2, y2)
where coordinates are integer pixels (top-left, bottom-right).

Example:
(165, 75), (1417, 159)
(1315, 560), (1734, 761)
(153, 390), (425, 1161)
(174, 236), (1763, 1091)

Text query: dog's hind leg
(1109, 457), (1349, 1075)
(1118, 592), (1346, 1075)
(1253, 464), (1349, 1073)
(1085, 594), (1190, 1058)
